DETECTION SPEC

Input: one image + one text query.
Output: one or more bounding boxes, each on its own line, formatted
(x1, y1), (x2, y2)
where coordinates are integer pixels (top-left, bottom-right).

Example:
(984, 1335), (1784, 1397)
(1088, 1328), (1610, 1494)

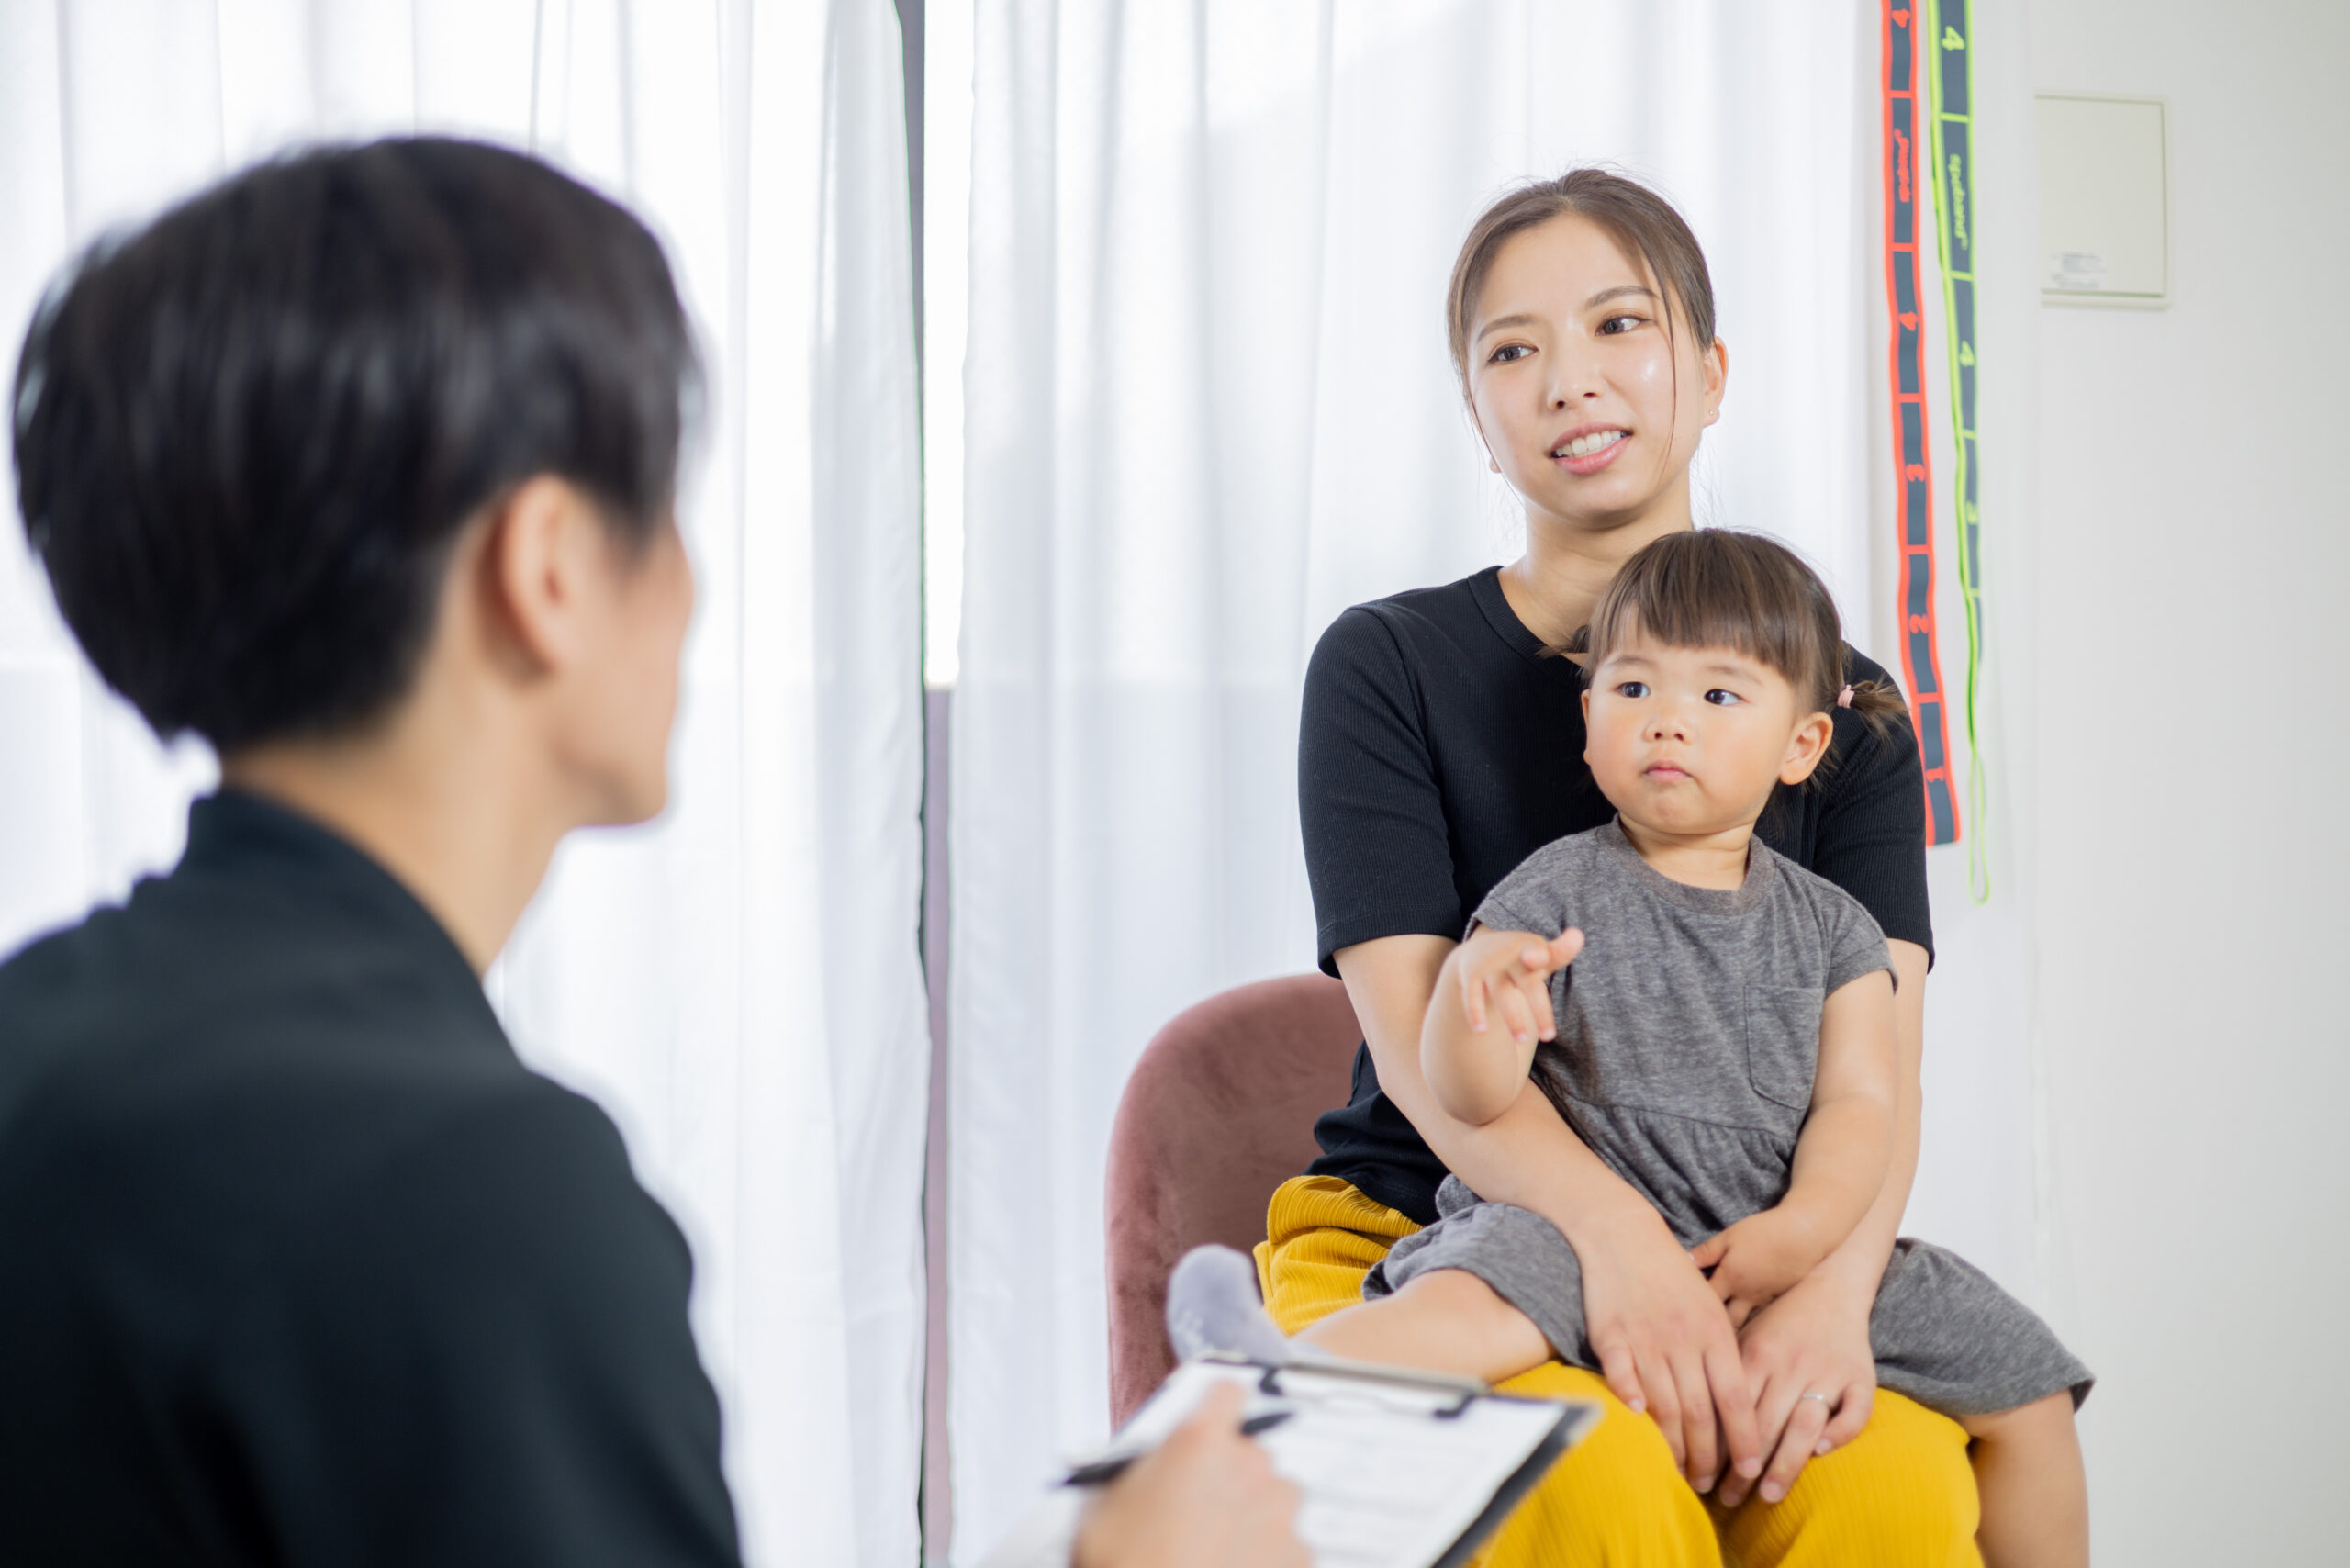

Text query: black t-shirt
(0, 792), (741, 1567)
(1300, 566), (1934, 1224)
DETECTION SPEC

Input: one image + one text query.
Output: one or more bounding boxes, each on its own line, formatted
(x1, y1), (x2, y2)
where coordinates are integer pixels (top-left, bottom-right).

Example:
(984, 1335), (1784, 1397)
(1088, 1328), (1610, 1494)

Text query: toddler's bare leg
(1960, 1391), (2087, 1568)
(1299, 1268), (1551, 1385)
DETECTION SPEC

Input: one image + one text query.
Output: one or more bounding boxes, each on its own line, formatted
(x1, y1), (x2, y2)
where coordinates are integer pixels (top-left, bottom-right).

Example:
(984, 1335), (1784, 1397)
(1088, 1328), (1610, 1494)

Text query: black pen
(1063, 1410), (1295, 1488)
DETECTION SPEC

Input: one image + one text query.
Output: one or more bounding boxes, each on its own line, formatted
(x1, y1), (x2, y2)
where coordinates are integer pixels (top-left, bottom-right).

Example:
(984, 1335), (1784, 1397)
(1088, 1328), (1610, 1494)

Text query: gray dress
(1365, 822), (2089, 1418)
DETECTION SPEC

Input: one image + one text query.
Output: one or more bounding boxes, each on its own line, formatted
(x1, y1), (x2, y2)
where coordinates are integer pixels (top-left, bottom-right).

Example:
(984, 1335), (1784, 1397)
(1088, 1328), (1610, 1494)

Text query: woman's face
(1465, 214), (1727, 536)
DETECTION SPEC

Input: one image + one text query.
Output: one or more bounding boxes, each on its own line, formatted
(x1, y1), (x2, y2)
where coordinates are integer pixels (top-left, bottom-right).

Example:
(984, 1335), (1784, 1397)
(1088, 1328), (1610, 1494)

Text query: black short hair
(11, 137), (699, 752)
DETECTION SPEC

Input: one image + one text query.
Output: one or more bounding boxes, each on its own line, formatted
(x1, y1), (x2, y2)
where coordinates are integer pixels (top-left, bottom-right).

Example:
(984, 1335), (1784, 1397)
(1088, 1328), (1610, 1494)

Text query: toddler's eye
(1705, 689), (1741, 706)
(1614, 681), (1650, 699)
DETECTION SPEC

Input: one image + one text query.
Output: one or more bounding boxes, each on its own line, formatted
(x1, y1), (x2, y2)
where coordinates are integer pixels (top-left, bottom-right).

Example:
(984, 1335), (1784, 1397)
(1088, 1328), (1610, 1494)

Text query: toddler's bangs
(1583, 530), (1842, 713)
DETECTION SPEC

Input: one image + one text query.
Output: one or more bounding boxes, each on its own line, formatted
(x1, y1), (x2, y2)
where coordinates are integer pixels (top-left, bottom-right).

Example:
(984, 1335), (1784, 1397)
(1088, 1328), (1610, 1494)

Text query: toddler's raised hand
(1426, 924), (1586, 1126)
(1688, 1209), (1833, 1329)
(1455, 924), (1585, 1046)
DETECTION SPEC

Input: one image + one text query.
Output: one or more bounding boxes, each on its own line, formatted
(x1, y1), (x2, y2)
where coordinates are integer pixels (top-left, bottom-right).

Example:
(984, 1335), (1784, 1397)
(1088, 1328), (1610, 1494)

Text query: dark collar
(1468, 565), (1585, 676)
(180, 789), (486, 1000)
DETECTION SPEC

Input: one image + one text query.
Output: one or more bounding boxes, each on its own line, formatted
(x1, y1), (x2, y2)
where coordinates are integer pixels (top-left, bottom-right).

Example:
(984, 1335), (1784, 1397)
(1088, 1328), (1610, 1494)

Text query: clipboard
(1062, 1355), (1602, 1568)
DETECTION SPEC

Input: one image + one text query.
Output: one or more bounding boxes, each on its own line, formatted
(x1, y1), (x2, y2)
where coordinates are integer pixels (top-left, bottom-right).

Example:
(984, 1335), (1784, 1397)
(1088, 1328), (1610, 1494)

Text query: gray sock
(1165, 1245), (1295, 1365)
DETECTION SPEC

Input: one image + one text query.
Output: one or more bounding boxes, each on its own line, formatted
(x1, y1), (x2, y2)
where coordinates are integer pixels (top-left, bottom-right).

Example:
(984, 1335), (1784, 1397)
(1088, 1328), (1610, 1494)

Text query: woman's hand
(1578, 1206), (1762, 1495)
(1712, 1269), (1877, 1510)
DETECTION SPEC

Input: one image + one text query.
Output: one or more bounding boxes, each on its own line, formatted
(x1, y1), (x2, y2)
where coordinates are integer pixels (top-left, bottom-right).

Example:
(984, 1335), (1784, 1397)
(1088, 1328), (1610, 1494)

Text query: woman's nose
(1548, 347), (1604, 408)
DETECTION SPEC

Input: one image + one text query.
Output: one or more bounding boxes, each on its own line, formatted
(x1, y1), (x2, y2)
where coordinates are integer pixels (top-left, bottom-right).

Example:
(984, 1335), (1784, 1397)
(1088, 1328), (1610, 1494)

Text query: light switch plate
(2037, 93), (2169, 308)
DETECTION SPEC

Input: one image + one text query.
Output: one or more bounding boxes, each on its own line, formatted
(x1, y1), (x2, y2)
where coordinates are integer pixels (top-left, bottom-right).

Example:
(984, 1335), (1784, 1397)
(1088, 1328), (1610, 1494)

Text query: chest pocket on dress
(1744, 983), (1822, 1112)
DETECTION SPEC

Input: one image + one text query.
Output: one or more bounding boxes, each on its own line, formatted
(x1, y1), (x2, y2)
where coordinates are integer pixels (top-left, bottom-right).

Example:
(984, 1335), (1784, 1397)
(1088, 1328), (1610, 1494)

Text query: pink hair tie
(1837, 685), (1855, 708)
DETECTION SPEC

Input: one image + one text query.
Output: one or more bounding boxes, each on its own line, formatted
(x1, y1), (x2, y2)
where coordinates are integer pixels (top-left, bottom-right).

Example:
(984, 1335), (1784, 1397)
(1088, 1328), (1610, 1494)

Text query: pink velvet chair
(1103, 974), (1364, 1425)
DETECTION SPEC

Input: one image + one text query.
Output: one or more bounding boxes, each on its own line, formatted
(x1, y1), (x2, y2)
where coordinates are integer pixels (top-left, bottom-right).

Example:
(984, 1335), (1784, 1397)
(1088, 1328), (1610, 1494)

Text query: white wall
(2017, 2), (2350, 1560)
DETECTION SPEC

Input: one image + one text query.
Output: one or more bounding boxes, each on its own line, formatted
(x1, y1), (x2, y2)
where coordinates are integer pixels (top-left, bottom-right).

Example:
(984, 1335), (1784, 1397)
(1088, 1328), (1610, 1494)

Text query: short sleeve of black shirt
(1294, 605), (1469, 968)
(1297, 566), (1932, 1224)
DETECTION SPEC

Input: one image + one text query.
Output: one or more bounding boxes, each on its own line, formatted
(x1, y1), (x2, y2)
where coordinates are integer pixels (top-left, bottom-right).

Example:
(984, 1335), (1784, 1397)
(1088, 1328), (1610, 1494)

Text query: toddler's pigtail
(1807, 678), (1910, 791)
(1842, 679), (1911, 743)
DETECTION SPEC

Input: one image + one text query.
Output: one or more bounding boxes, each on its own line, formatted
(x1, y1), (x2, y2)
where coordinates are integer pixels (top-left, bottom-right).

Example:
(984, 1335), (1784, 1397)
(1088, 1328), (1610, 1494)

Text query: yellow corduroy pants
(1255, 1177), (1983, 1568)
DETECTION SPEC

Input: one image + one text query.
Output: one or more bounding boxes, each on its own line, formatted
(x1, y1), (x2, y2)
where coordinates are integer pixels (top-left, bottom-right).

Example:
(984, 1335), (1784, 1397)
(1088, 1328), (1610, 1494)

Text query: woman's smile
(1550, 422), (1630, 476)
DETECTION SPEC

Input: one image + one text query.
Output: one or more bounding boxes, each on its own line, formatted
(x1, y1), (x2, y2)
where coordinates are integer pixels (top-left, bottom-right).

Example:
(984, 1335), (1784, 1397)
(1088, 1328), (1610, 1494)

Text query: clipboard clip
(1253, 1356), (1483, 1419)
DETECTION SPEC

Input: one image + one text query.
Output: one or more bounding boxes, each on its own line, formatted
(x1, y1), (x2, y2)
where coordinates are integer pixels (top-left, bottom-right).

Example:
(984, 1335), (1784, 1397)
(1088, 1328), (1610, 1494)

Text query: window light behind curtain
(0, 4), (929, 1564)
(946, 1), (2039, 1557)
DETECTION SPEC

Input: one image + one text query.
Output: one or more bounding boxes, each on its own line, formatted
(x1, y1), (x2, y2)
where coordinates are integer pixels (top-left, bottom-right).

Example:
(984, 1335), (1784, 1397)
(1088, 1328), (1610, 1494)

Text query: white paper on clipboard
(1020, 1356), (1600, 1568)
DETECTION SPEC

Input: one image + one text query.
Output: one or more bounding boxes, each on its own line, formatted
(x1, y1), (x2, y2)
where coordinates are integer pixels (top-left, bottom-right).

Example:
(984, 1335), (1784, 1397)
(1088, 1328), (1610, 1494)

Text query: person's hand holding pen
(1073, 1383), (1308, 1568)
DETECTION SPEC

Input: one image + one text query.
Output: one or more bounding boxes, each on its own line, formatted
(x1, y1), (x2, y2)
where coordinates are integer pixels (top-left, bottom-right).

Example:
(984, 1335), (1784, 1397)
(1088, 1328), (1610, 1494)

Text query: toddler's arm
(1689, 969), (1896, 1326)
(1420, 924), (1585, 1126)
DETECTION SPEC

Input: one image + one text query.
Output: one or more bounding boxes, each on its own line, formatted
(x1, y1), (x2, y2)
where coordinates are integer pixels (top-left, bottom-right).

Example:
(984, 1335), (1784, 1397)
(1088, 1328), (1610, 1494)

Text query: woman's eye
(1705, 689), (1741, 706)
(1598, 314), (1644, 335)
(1488, 343), (1533, 364)
(1614, 681), (1650, 699)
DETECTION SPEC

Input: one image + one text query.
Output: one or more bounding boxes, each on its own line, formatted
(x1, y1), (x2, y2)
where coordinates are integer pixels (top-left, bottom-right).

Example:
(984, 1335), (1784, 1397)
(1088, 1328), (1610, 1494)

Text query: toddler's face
(1582, 632), (1830, 837)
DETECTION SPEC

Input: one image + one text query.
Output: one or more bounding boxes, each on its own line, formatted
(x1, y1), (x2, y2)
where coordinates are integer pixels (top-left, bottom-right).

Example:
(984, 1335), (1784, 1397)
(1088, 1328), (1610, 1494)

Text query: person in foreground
(1254, 165), (2014, 1564)
(1187, 532), (2091, 1565)
(0, 138), (1297, 1567)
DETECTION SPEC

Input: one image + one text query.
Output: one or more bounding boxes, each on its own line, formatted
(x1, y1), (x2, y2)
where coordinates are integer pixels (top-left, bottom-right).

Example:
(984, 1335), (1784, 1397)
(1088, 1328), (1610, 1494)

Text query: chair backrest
(1103, 973), (1363, 1425)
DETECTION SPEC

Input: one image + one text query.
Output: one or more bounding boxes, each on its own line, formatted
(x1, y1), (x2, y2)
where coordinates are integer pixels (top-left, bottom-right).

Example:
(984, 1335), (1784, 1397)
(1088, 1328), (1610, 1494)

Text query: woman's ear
(1701, 336), (1729, 430)
(1777, 709), (1835, 786)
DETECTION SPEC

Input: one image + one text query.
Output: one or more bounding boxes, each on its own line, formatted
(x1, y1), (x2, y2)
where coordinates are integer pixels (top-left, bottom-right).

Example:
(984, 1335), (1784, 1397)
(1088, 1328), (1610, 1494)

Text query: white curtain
(0, 4), (930, 1564)
(946, 1), (2036, 1556)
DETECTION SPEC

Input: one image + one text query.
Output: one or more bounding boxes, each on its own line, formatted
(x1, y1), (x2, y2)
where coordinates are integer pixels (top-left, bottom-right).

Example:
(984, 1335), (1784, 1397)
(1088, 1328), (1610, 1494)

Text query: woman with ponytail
(1263, 171), (2012, 1562)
